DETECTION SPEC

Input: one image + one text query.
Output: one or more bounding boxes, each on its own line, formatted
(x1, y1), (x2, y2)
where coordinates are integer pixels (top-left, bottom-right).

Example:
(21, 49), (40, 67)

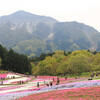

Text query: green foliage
(12, 39), (47, 55)
(57, 61), (68, 74)
(93, 53), (100, 65)
(52, 50), (65, 59)
(24, 72), (29, 75)
(1, 42), (100, 76)
(32, 50), (99, 76)
(0, 58), (1, 67)
(0, 44), (7, 59)
(32, 56), (57, 75)
(67, 53), (92, 74)
(69, 50), (93, 57)
(0, 44), (31, 74)
(92, 53), (100, 71)
(29, 52), (55, 66)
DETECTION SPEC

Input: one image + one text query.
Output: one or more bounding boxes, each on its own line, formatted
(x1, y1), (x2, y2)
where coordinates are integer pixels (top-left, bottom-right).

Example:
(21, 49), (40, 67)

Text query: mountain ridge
(0, 10), (100, 57)
(0, 10), (58, 23)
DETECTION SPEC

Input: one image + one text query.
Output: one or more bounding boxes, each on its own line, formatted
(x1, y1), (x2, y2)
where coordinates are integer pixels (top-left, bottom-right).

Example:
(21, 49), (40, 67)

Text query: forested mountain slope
(0, 10), (100, 56)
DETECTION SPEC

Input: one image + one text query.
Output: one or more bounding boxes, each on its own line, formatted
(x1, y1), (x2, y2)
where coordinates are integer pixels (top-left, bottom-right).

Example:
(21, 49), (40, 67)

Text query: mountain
(0, 10), (57, 23)
(0, 10), (100, 57)
(51, 22), (100, 51)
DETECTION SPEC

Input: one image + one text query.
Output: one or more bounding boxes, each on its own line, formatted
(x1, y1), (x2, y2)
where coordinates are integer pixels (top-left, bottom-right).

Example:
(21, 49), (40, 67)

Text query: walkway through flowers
(0, 73), (100, 100)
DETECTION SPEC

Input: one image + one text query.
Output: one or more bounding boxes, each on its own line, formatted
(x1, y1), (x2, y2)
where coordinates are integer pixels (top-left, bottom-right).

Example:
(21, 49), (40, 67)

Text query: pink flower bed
(32, 76), (84, 88)
(36, 76), (75, 82)
(0, 75), (100, 100)
(67, 79), (100, 86)
(0, 74), (7, 79)
(37, 76), (57, 79)
(0, 73), (16, 79)
(19, 86), (100, 100)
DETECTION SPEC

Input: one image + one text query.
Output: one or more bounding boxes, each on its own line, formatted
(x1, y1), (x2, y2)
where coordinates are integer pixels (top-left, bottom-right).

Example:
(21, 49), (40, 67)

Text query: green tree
(67, 51), (93, 75)
(36, 60), (48, 75)
(2, 49), (31, 74)
(52, 50), (65, 59)
(93, 53), (100, 65)
(57, 61), (68, 75)
(32, 56), (57, 75)
(32, 50), (94, 76)
(0, 44), (7, 59)
(92, 53), (100, 71)
(0, 58), (1, 67)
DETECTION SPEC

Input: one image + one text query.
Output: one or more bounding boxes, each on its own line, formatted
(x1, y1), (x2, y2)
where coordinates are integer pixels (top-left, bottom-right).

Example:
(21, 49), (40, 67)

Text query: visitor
(50, 82), (53, 86)
(92, 73), (95, 77)
(65, 76), (67, 80)
(22, 81), (24, 84)
(78, 74), (80, 78)
(1, 81), (3, 85)
(44, 81), (45, 86)
(20, 80), (21, 84)
(46, 83), (49, 86)
(75, 77), (77, 79)
(56, 77), (59, 85)
(53, 78), (54, 81)
(96, 73), (98, 77)
(91, 73), (94, 78)
(13, 76), (15, 78)
(18, 81), (19, 84)
(37, 82), (39, 88)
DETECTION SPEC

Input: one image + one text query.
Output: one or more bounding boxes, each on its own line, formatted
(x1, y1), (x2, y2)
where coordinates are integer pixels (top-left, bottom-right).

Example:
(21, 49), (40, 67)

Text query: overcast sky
(0, 0), (100, 31)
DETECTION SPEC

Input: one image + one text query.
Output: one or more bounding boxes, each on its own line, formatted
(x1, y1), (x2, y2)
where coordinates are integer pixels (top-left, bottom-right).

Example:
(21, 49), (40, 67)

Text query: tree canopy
(0, 57), (1, 67)
(32, 50), (100, 76)
(0, 44), (31, 74)
(0, 43), (100, 75)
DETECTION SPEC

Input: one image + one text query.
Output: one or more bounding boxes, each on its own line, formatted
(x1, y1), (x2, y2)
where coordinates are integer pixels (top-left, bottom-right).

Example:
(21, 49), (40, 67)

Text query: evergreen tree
(0, 58), (1, 67)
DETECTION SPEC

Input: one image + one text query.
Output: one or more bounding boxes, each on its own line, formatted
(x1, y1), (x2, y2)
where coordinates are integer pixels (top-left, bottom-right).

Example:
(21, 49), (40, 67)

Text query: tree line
(0, 43), (100, 76)
(32, 50), (100, 76)
(0, 44), (55, 74)
(0, 44), (31, 74)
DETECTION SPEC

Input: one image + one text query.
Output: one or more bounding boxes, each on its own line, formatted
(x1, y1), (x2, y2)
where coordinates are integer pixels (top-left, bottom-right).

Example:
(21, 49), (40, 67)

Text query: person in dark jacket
(50, 82), (53, 86)
(56, 77), (60, 85)
(37, 82), (39, 87)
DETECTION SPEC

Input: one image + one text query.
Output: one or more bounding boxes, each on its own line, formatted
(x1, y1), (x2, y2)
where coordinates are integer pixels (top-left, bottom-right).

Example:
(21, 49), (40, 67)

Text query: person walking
(50, 82), (53, 86)
(65, 76), (67, 80)
(37, 82), (39, 88)
(44, 81), (45, 86)
(46, 83), (49, 86)
(52, 78), (54, 81)
(1, 81), (3, 85)
(96, 73), (98, 77)
(56, 77), (60, 85)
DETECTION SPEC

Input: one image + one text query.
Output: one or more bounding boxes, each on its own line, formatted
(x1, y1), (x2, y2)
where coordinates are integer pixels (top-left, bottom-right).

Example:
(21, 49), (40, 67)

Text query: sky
(0, 0), (100, 31)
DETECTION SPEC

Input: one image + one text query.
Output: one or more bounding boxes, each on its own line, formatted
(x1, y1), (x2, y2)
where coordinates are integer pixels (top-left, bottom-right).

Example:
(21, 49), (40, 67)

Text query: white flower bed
(7, 74), (21, 78)
(1, 77), (29, 84)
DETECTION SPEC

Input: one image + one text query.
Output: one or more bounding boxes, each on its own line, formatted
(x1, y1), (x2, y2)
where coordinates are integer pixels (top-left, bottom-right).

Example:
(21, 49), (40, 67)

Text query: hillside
(0, 10), (100, 56)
